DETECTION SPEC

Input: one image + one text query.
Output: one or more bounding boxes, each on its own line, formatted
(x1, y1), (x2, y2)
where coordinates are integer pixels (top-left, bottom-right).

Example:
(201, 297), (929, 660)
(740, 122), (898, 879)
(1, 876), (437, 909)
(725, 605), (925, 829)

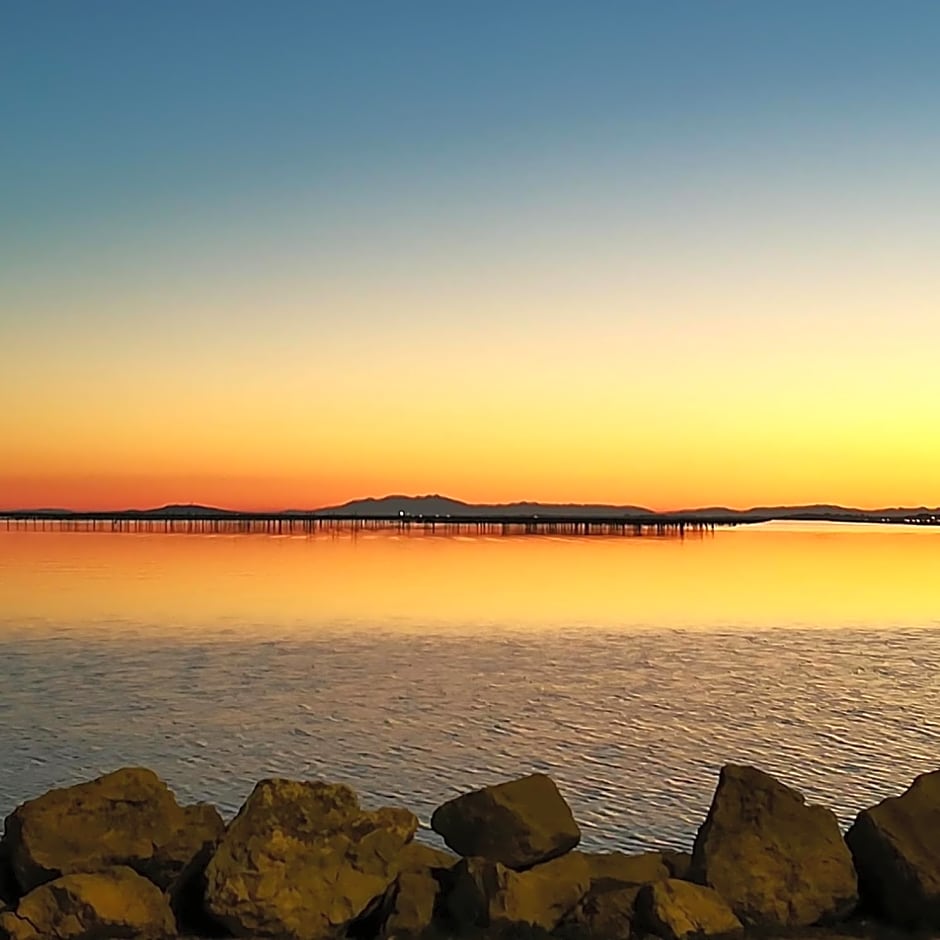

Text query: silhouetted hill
(315, 496), (940, 522)
(317, 494), (653, 518)
(133, 504), (237, 517)
(317, 495), (473, 516)
(1, 497), (938, 525)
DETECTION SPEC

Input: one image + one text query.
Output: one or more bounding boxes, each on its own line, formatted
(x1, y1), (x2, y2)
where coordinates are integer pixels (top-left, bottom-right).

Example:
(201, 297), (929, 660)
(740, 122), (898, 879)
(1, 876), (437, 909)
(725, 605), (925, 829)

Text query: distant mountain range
(3, 495), (939, 523)
(313, 495), (939, 522)
(314, 495), (652, 518)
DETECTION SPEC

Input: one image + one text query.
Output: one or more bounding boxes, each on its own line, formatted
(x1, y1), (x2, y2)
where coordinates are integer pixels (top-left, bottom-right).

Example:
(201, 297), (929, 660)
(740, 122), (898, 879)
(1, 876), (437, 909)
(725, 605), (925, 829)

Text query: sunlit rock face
(445, 852), (590, 931)
(847, 769), (940, 929)
(382, 842), (458, 938)
(203, 778), (417, 940)
(0, 867), (176, 940)
(431, 773), (581, 870)
(690, 764), (858, 927)
(636, 878), (743, 940)
(1, 767), (224, 895)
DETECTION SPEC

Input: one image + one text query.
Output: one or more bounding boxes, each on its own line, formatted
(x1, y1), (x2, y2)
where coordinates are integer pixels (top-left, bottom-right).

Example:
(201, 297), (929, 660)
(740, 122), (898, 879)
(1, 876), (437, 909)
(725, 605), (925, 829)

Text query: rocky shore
(0, 763), (937, 940)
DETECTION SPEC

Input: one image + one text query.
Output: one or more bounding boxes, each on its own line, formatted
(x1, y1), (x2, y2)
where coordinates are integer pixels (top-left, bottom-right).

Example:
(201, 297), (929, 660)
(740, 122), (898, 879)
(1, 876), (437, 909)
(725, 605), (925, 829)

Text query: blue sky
(7, 1), (938, 247)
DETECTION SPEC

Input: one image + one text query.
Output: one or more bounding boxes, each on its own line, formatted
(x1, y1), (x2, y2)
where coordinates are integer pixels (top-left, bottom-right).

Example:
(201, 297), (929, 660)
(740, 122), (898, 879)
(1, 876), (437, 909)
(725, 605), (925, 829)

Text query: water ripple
(1, 624), (940, 850)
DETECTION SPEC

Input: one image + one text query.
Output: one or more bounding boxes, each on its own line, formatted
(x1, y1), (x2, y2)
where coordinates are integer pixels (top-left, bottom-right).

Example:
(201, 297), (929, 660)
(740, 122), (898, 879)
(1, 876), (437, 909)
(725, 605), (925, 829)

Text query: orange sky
(4, 306), (940, 511)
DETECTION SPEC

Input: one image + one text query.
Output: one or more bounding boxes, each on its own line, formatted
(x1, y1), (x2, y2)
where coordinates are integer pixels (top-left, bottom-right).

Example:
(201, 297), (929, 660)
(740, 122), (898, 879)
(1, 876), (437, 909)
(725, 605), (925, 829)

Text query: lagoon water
(1, 521), (939, 850)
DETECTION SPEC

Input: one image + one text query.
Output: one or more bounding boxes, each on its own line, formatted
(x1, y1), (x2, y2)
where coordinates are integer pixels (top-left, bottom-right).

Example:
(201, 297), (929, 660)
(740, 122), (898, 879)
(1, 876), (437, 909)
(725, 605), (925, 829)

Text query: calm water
(1, 521), (939, 851)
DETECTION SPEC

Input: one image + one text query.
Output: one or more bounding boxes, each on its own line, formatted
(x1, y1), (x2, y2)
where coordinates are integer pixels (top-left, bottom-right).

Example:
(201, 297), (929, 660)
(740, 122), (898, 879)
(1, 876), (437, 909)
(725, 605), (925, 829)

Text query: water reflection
(1, 522), (939, 634)
(1, 523), (939, 850)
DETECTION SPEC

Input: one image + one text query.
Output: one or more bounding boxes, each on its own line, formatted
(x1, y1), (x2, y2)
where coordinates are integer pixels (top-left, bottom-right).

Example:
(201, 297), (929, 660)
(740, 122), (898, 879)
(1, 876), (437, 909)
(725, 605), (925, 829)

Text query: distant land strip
(1, 495), (939, 528)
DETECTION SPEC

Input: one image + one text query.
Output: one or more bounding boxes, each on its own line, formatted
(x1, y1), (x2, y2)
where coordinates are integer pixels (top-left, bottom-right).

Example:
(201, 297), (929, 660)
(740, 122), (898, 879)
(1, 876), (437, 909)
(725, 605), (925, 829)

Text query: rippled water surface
(2, 522), (939, 850)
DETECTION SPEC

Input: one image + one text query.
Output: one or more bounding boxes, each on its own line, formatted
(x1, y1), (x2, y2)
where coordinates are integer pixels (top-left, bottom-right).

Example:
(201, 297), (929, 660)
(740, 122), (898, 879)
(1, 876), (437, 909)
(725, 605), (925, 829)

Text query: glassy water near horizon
(2, 521), (939, 851)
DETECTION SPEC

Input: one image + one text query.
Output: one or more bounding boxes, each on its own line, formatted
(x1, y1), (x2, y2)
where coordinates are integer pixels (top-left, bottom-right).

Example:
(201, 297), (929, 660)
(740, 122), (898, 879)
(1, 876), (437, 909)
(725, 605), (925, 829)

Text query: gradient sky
(3, 1), (940, 510)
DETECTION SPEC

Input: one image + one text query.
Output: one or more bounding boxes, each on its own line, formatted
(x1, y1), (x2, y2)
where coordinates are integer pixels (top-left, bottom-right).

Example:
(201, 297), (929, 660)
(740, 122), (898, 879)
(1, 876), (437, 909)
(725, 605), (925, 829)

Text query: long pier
(0, 511), (751, 538)
(3, 510), (937, 537)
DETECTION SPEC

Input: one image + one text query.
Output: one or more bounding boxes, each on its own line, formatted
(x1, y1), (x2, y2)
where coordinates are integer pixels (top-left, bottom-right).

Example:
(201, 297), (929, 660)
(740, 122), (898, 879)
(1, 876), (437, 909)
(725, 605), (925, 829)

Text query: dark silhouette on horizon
(2, 494), (938, 528)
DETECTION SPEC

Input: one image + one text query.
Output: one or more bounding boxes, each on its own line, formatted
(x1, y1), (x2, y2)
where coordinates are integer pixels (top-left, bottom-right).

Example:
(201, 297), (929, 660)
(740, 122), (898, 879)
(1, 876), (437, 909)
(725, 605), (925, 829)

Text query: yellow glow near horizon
(4, 319), (939, 510)
(4, 210), (940, 511)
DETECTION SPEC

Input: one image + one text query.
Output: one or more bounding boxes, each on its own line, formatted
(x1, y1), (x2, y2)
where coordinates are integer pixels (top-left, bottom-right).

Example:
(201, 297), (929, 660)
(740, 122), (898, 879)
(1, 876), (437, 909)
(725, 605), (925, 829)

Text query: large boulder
(690, 764), (857, 927)
(431, 774), (580, 869)
(636, 879), (742, 940)
(1, 767), (224, 893)
(446, 852), (590, 931)
(0, 866), (176, 940)
(846, 769), (940, 928)
(203, 778), (417, 940)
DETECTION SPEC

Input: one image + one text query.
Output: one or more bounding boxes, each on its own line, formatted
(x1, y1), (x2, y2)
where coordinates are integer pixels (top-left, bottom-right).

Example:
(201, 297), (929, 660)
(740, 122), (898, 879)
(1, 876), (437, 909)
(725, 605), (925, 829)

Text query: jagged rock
(578, 850), (669, 888)
(431, 774), (581, 869)
(1, 767), (224, 893)
(690, 764), (857, 927)
(846, 769), (940, 928)
(446, 852), (590, 930)
(203, 778), (417, 940)
(0, 866), (176, 940)
(564, 883), (639, 940)
(383, 843), (458, 937)
(636, 878), (742, 940)
(661, 850), (693, 881)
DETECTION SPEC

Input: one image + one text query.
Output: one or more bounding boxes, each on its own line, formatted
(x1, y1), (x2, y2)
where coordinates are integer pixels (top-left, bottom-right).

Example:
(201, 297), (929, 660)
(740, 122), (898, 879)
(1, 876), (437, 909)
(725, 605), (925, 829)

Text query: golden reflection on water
(1, 522), (938, 633)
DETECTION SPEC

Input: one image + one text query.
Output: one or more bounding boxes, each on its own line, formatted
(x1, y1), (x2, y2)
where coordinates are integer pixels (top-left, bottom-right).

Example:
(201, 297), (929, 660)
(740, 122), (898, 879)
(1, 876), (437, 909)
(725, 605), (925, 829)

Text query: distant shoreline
(3, 495), (938, 528)
(1, 508), (938, 529)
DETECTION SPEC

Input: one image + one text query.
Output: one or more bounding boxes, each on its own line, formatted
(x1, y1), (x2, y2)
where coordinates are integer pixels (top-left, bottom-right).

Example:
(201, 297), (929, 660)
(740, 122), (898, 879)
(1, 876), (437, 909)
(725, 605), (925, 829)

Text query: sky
(3, 1), (940, 511)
